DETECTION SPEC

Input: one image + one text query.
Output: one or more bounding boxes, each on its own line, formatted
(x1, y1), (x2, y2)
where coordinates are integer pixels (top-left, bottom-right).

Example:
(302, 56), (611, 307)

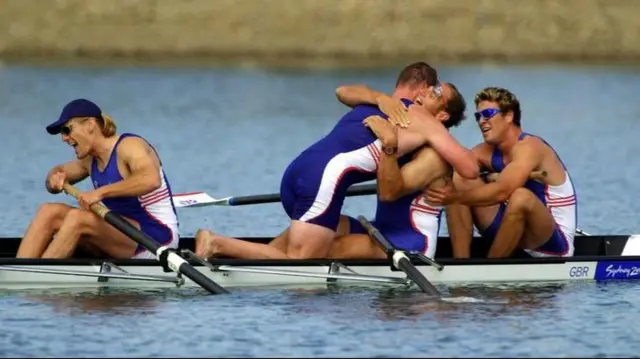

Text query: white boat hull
(0, 260), (606, 291)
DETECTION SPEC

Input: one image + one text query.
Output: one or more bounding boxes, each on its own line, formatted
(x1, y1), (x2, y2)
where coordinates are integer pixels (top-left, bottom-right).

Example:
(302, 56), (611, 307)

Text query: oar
(62, 183), (229, 295)
(172, 183), (378, 208)
(356, 215), (441, 297)
(173, 170), (549, 209)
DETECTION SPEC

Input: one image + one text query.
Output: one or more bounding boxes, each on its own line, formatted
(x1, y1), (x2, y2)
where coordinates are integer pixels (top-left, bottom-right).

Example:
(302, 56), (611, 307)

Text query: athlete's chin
(75, 151), (89, 160)
(482, 133), (497, 144)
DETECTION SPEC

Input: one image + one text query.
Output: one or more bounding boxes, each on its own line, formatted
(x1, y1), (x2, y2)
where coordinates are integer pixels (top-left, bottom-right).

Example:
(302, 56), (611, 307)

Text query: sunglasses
(474, 108), (501, 122)
(60, 125), (74, 136)
(59, 117), (90, 136)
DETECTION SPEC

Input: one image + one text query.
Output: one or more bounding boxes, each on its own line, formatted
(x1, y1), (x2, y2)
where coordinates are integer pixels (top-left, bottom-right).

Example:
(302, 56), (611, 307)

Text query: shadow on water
(242, 281), (571, 322)
(370, 283), (568, 321)
(0, 287), (207, 316)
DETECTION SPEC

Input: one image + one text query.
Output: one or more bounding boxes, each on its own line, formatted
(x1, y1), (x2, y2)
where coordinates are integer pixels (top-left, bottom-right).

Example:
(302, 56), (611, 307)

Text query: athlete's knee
(61, 209), (94, 232)
(452, 171), (483, 191)
(195, 229), (213, 239)
(288, 221), (334, 258)
(506, 188), (537, 213)
(35, 203), (70, 227)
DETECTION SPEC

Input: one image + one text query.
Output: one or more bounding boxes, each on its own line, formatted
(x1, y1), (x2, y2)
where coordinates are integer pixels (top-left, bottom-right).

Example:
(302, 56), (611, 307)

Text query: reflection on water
(26, 289), (162, 316)
(366, 283), (567, 322)
(0, 282), (639, 357)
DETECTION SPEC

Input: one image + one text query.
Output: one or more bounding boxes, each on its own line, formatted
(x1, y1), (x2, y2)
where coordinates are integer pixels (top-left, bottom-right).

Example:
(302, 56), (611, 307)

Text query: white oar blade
(172, 192), (230, 208)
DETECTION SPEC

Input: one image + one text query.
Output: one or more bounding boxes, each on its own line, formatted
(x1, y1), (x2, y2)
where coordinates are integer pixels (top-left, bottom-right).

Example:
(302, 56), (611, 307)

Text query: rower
(425, 87), (578, 259)
(196, 62), (477, 260)
(325, 82), (469, 260)
(17, 98), (180, 259)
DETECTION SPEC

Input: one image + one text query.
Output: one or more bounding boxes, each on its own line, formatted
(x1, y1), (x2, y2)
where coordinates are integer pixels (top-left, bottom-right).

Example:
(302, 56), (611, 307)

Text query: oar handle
(62, 182), (229, 295)
(62, 183), (110, 218)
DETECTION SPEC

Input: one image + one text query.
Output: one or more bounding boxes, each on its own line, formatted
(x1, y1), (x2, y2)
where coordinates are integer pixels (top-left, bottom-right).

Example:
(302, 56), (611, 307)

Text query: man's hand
(77, 188), (105, 211)
(424, 181), (458, 206)
(46, 169), (66, 194)
(376, 95), (410, 128)
(363, 115), (398, 148)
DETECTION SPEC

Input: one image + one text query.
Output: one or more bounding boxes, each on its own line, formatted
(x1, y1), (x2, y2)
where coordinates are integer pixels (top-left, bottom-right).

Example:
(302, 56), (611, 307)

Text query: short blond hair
(474, 87), (521, 126)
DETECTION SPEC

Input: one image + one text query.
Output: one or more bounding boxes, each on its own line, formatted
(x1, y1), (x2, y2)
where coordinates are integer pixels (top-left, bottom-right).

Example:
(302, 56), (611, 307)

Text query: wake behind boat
(1, 234), (640, 291)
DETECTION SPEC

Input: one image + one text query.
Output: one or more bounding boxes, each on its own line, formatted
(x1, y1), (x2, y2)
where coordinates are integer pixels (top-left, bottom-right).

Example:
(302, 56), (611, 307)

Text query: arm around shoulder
(335, 84), (386, 108)
(423, 124), (479, 180)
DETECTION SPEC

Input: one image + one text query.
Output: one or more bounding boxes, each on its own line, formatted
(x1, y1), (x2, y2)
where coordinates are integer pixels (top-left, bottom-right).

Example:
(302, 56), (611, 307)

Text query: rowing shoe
(62, 183), (229, 295)
(357, 215), (441, 297)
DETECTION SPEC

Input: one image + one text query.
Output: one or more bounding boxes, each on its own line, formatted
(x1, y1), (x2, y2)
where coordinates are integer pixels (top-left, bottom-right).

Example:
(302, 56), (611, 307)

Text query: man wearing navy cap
(17, 99), (180, 259)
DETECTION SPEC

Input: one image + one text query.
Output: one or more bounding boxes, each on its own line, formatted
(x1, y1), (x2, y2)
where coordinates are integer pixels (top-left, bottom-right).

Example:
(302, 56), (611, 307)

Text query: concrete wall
(1, 0), (638, 66)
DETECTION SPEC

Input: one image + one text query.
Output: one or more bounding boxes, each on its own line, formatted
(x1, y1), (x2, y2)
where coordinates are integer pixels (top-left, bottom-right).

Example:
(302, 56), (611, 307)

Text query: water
(1, 282), (639, 357)
(1, 62), (640, 357)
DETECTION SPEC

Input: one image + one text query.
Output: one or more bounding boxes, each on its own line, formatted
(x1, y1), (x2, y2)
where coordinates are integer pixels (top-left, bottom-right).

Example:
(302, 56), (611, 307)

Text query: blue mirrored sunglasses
(474, 108), (500, 122)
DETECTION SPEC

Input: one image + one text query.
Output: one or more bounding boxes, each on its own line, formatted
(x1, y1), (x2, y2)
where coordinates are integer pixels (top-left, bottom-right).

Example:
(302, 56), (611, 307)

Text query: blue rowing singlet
(90, 133), (179, 257)
(279, 99), (415, 231)
(484, 132), (577, 257)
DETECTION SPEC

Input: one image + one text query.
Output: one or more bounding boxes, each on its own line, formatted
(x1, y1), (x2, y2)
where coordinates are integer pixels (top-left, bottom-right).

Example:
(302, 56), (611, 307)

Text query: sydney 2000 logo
(604, 264), (640, 278)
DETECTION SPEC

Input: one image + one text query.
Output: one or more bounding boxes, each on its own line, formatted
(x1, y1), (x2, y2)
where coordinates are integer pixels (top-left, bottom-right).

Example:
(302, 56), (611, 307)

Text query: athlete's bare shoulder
(116, 136), (157, 159)
(512, 136), (546, 158)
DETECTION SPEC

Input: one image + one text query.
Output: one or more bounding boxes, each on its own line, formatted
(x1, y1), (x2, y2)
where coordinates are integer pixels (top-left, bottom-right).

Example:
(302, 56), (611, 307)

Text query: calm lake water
(0, 62), (639, 357)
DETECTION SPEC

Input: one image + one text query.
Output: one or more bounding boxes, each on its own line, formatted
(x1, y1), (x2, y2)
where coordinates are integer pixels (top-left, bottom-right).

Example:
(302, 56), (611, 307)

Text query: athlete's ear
(86, 117), (99, 134)
(504, 110), (514, 124)
(435, 111), (450, 123)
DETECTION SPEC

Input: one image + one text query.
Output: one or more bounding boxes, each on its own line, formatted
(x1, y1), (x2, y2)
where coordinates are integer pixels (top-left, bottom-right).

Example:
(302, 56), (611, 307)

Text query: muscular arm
(45, 160), (90, 194)
(335, 85), (387, 108)
(407, 107), (479, 180)
(378, 147), (449, 202)
(453, 138), (543, 206)
(97, 137), (162, 198)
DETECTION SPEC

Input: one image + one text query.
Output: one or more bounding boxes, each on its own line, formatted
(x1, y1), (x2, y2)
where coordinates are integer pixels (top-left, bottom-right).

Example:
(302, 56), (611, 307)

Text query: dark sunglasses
(59, 117), (90, 136)
(60, 125), (74, 136)
(474, 108), (501, 122)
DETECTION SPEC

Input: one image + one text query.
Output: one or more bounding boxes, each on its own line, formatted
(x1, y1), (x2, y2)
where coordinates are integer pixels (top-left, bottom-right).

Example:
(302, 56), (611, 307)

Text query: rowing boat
(1, 234), (639, 291)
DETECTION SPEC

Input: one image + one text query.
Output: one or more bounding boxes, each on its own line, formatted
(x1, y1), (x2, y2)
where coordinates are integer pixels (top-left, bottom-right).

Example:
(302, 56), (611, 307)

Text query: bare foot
(195, 229), (222, 259)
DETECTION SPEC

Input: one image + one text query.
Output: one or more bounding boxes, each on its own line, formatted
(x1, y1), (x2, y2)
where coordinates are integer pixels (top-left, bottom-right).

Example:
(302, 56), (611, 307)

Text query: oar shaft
(228, 183), (377, 206)
(357, 215), (441, 297)
(63, 183), (229, 295)
(394, 253), (441, 296)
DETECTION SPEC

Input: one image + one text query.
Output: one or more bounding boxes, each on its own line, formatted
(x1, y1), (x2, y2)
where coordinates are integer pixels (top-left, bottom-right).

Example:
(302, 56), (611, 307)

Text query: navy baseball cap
(46, 98), (103, 135)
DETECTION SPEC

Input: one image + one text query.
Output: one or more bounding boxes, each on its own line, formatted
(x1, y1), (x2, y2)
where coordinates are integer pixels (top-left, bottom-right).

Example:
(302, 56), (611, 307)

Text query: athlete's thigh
(75, 235), (107, 257)
(471, 204), (503, 233)
(270, 215), (353, 253)
(327, 233), (385, 259)
(80, 213), (139, 259)
(518, 196), (556, 250)
(450, 172), (502, 232)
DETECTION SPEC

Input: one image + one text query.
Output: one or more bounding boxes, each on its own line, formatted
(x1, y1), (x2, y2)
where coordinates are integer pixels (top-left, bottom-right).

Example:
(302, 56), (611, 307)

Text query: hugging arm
(335, 85), (388, 108)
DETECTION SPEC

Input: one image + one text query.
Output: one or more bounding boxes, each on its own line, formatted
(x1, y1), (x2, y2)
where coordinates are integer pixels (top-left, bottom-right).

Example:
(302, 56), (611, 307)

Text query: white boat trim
(0, 234), (639, 291)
